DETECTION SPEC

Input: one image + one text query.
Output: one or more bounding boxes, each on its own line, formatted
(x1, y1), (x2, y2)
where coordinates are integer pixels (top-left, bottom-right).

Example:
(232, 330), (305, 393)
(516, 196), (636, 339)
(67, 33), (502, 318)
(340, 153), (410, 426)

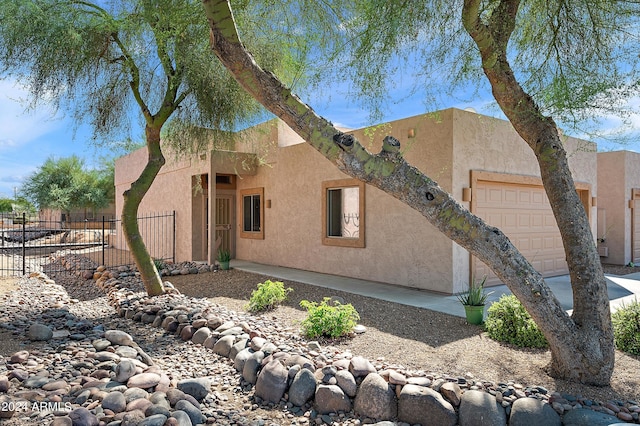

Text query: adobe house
(597, 151), (640, 266)
(114, 108), (598, 294)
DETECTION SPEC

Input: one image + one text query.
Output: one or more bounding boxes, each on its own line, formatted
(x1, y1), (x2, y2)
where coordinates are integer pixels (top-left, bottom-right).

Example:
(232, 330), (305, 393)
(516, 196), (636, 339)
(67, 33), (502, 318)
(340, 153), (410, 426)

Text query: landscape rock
(459, 389), (507, 426)
(315, 384), (352, 414)
(190, 326), (211, 345)
(289, 368), (317, 407)
(349, 356), (376, 377)
(127, 372), (161, 389)
(509, 397), (561, 426)
(212, 335), (235, 357)
(353, 373), (397, 420)
(562, 407), (623, 426)
(398, 384), (457, 426)
(28, 323), (53, 341)
(105, 329), (135, 346)
(335, 370), (357, 397)
(101, 390), (127, 413)
(255, 359), (288, 404)
(177, 378), (211, 402)
(115, 359), (138, 383)
(175, 399), (204, 425)
(68, 407), (99, 426)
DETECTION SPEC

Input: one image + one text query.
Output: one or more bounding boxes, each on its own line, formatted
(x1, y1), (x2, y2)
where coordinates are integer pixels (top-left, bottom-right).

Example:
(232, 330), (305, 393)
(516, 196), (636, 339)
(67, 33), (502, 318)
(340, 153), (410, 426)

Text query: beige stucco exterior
(114, 108), (598, 294)
(597, 151), (640, 265)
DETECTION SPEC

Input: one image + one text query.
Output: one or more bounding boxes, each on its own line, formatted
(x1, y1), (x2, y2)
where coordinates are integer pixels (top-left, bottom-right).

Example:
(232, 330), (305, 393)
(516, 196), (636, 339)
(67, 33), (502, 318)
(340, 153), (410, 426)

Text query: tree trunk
(204, 0), (613, 385)
(121, 125), (165, 296)
(461, 0), (613, 385)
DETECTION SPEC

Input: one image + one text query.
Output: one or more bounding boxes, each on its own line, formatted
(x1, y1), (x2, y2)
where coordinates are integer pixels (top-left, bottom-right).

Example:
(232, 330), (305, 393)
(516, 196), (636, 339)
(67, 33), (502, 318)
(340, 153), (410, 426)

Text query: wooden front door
(215, 194), (234, 256)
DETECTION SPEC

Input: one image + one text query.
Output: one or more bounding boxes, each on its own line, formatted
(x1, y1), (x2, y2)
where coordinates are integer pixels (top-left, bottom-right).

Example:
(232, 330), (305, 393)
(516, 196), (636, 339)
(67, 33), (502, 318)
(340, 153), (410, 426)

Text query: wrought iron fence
(0, 211), (175, 277)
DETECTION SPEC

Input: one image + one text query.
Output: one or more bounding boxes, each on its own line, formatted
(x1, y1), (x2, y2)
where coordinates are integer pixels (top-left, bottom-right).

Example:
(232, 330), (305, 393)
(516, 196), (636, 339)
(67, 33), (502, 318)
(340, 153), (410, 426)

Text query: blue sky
(1, 76), (639, 200)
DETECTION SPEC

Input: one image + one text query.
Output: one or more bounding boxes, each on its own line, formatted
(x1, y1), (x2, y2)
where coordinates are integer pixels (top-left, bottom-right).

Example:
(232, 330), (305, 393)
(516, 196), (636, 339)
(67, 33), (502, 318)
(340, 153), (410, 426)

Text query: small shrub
(300, 297), (360, 339)
(456, 276), (492, 306)
(485, 295), (547, 348)
(217, 249), (231, 262)
(612, 299), (640, 355)
(246, 280), (292, 312)
(153, 258), (166, 271)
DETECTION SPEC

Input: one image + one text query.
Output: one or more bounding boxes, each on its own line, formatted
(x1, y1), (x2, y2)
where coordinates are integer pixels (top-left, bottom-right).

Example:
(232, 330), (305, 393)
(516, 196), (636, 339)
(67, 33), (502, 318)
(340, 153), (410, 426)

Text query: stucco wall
(114, 147), (209, 263)
(449, 109), (597, 291)
(233, 113), (457, 293)
(113, 109), (598, 294)
(598, 151), (640, 265)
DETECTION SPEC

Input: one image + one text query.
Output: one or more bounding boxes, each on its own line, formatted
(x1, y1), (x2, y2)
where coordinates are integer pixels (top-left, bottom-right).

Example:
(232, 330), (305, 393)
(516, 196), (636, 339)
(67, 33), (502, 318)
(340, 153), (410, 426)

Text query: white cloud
(0, 79), (63, 150)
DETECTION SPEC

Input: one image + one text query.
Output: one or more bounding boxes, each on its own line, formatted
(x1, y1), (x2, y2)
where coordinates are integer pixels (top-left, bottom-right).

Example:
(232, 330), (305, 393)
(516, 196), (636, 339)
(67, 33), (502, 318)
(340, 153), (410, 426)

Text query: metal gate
(0, 211), (175, 277)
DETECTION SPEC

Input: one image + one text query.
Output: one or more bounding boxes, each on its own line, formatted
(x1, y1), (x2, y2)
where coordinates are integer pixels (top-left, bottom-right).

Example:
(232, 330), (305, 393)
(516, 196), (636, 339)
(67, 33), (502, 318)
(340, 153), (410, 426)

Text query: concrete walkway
(231, 259), (640, 318)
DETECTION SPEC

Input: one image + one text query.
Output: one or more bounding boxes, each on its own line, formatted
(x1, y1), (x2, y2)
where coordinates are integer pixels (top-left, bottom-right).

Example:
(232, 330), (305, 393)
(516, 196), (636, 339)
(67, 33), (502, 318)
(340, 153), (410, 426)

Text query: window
(240, 188), (264, 239)
(322, 179), (365, 247)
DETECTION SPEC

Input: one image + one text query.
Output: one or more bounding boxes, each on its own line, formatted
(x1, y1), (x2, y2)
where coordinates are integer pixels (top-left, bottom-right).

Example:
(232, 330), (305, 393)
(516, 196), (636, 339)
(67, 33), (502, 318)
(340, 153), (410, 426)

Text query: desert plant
(485, 295), (548, 348)
(456, 276), (492, 306)
(612, 299), (640, 355)
(217, 249), (231, 263)
(300, 298), (360, 339)
(246, 280), (292, 312)
(153, 258), (166, 271)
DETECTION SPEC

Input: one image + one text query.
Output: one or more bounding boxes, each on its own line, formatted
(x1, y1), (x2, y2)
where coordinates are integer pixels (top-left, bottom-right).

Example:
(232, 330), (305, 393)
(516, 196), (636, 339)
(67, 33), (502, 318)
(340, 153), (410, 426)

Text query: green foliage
(456, 276), (492, 306)
(216, 249), (231, 262)
(300, 298), (360, 339)
(20, 156), (112, 213)
(612, 299), (640, 355)
(246, 280), (292, 312)
(485, 295), (548, 348)
(0, 198), (13, 212)
(153, 258), (166, 271)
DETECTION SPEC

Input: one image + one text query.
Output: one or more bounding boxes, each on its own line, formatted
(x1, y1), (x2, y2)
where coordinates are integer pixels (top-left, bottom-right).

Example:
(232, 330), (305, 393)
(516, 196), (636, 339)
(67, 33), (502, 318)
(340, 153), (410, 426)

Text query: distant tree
(21, 156), (112, 219)
(0, 198), (12, 212)
(0, 0), (303, 295)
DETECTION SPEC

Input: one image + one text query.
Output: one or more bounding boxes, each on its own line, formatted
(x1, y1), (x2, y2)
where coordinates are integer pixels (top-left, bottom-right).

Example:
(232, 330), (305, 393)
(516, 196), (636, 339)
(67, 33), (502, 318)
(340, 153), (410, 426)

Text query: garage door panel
(474, 181), (569, 286)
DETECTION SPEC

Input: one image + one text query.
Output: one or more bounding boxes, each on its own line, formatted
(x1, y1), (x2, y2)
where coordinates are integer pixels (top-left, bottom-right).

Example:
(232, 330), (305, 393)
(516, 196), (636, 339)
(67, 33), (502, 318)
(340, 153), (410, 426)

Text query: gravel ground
(163, 265), (640, 407)
(2, 261), (640, 424)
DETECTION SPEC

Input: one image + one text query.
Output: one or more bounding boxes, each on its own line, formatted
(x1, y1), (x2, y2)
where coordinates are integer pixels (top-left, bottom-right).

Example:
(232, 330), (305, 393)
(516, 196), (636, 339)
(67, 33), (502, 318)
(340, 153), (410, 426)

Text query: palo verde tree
(21, 155), (112, 219)
(0, 0), (299, 295)
(204, 0), (640, 384)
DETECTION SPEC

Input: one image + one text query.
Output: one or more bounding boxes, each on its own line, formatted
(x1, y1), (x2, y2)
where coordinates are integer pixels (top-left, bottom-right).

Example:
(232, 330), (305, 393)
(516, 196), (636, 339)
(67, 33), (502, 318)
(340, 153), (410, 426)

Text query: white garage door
(473, 181), (569, 286)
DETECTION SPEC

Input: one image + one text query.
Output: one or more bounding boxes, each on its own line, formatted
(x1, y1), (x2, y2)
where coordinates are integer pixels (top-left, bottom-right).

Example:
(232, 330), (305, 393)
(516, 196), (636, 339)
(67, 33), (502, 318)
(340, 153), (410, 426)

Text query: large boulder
(314, 384), (352, 414)
(459, 390), (507, 426)
(353, 373), (397, 420)
(255, 359), (288, 404)
(562, 408), (623, 426)
(398, 384), (456, 426)
(509, 397), (561, 426)
(289, 369), (317, 407)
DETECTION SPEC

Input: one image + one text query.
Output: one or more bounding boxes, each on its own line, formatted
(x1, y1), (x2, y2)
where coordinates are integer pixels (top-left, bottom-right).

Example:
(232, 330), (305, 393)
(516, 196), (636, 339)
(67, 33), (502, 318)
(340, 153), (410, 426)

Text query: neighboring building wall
(598, 151), (640, 265)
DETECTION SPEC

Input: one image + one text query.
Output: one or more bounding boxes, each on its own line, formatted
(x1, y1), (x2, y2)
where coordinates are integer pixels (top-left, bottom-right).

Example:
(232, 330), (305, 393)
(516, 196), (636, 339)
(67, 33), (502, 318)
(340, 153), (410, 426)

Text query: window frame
(322, 179), (365, 248)
(240, 187), (264, 240)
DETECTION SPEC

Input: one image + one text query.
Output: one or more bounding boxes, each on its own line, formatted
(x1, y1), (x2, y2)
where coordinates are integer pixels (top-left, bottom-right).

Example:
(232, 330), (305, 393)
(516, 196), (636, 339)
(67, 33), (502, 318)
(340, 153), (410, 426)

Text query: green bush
(612, 299), (640, 355)
(246, 280), (292, 312)
(485, 295), (548, 348)
(153, 258), (166, 271)
(300, 298), (360, 339)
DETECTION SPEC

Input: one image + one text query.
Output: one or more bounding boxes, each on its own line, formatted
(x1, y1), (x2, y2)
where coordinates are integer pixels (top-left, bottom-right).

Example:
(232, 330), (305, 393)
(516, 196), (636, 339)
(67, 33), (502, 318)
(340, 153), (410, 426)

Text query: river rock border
(10, 253), (640, 425)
